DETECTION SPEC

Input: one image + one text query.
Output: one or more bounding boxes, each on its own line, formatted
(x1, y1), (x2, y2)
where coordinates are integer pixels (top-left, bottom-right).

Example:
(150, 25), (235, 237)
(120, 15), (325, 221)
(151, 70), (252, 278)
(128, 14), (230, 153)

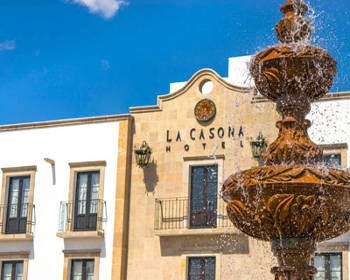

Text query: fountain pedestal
(222, 1), (350, 279)
(271, 238), (316, 280)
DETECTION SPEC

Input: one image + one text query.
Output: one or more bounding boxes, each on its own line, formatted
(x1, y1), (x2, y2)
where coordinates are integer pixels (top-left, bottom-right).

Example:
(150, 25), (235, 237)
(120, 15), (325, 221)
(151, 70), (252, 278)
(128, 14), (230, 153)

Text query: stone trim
(318, 91), (350, 102)
(0, 114), (132, 132)
(155, 227), (239, 237)
(252, 91), (350, 104)
(68, 161), (107, 168)
(63, 249), (101, 257)
(320, 143), (348, 150)
(130, 69), (252, 114)
(0, 251), (30, 280)
(1, 166), (37, 173)
(318, 242), (349, 251)
(56, 231), (104, 239)
(0, 251), (30, 257)
(111, 118), (133, 280)
(62, 249), (101, 280)
(183, 155), (225, 161)
(343, 251), (348, 280)
(0, 234), (33, 241)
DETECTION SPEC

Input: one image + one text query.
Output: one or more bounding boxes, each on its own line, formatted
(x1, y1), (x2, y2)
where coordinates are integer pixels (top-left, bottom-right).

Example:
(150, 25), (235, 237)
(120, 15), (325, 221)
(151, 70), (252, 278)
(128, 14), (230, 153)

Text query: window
(58, 161), (106, 236)
(188, 257), (215, 280)
(5, 177), (30, 234)
(323, 154), (341, 169)
(190, 165), (218, 229)
(0, 166), (36, 237)
(71, 259), (94, 280)
(74, 171), (100, 231)
(313, 253), (342, 280)
(1, 261), (23, 280)
(320, 143), (347, 169)
(63, 249), (100, 280)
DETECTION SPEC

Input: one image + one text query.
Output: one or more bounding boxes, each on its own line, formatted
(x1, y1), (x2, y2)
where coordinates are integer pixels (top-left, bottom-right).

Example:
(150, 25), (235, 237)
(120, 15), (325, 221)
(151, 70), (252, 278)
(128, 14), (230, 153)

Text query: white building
(0, 55), (348, 280)
(0, 115), (132, 280)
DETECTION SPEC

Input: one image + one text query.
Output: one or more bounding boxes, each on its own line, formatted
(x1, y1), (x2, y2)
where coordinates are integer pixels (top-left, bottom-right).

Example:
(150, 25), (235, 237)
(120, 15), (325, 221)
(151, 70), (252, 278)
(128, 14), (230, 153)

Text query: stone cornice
(252, 91), (350, 104)
(1, 166), (37, 173)
(320, 143), (348, 150)
(0, 114), (132, 132)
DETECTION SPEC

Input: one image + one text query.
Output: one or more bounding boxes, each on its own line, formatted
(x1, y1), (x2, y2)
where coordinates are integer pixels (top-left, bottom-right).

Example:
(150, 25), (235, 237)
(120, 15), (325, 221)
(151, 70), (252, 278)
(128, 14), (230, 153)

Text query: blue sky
(0, 0), (349, 124)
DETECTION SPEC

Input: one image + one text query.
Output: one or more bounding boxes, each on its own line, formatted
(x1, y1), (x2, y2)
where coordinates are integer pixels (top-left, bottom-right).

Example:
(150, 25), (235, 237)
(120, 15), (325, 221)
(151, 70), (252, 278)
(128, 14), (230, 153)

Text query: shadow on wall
(159, 234), (249, 256)
(0, 240), (35, 259)
(64, 239), (107, 258)
(143, 160), (159, 194)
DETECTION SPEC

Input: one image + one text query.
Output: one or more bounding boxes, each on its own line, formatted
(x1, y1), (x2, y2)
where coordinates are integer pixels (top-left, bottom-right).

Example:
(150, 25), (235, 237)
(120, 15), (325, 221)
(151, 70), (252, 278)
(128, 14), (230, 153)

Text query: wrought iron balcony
(154, 197), (236, 235)
(58, 199), (107, 236)
(0, 203), (36, 236)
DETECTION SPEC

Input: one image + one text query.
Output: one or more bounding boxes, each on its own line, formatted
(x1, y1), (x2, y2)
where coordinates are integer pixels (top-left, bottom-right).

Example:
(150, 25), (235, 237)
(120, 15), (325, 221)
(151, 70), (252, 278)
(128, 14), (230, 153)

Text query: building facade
(127, 65), (280, 280)
(0, 56), (349, 280)
(0, 115), (132, 280)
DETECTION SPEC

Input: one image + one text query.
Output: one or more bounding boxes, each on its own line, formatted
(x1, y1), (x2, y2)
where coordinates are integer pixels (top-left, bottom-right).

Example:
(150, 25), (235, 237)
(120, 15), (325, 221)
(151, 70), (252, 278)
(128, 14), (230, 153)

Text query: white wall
(0, 121), (120, 280)
(227, 55), (254, 88)
(309, 98), (350, 253)
(168, 55), (254, 94)
(309, 98), (350, 167)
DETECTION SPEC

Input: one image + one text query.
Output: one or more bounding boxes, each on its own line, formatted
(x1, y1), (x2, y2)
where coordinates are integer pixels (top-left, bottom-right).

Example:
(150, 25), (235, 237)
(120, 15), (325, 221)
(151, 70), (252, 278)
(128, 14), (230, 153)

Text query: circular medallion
(194, 99), (216, 123)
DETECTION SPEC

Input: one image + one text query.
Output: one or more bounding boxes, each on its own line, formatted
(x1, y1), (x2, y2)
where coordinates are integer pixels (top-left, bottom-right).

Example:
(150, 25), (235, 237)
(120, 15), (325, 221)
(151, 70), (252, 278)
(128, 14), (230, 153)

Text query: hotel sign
(165, 126), (245, 152)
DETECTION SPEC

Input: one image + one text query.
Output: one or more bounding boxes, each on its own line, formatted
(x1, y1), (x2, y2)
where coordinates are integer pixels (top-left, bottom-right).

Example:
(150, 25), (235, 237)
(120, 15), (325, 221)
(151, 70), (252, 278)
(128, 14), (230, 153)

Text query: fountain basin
(250, 45), (337, 103)
(222, 165), (350, 241)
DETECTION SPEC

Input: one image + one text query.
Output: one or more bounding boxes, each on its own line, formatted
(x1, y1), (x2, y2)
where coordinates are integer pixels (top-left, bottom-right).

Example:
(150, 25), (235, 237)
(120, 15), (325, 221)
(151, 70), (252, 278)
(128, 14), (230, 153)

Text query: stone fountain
(222, 1), (350, 280)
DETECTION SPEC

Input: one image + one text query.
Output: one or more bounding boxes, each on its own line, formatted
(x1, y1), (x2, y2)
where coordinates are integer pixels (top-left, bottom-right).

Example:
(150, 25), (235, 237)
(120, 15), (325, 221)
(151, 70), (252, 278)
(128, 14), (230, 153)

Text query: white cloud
(101, 59), (110, 71)
(0, 40), (16, 51)
(68, 0), (127, 19)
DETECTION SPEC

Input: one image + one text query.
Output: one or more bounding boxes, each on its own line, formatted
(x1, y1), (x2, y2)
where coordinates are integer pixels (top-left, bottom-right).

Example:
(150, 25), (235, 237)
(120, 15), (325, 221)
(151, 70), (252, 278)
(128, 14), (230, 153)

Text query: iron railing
(58, 199), (107, 233)
(0, 203), (36, 235)
(154, 196), (233, 230)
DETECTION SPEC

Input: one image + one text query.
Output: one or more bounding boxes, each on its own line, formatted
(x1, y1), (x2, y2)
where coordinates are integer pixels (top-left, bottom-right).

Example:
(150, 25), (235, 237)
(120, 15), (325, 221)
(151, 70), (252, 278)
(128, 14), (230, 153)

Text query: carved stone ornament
(224, 189), (350, 241)
(276, 0), (311, 44)
(222, 1), (350, 280)
(264, 117), (322, 165)
(194, 98), (216, 122)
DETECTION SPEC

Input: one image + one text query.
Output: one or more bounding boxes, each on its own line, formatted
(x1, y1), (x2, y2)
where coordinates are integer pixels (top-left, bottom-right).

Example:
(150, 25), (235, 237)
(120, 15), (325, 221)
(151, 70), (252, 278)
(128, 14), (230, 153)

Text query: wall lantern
(250, 132), (267, 159)
(134, 141), (152, 168)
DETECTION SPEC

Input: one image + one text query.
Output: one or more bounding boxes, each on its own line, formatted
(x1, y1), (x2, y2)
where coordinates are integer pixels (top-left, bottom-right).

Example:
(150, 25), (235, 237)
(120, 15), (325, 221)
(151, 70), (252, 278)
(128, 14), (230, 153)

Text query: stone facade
(128, 68), (280, 280)
(127, 61), (350, 279)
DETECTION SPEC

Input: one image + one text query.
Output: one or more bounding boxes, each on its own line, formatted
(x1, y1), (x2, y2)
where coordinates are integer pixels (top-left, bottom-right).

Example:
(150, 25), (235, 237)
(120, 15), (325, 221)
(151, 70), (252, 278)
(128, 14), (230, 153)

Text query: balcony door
(188, 257), (215, 280)
(323, 153), (341, 169)
(74, 171), (100, 231)
(6, 176), (30, 234)
(190, 165), (218, 229)
(313, 253), (342, 280)
(1, 261), (23, 280)
(71, 259), (94, 280)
